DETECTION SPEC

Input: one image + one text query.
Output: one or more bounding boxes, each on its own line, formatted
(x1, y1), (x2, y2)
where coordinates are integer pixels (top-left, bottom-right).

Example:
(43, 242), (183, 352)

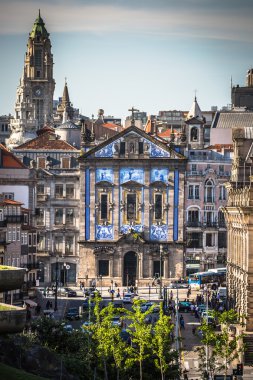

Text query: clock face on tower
(33, 86), (43, 97)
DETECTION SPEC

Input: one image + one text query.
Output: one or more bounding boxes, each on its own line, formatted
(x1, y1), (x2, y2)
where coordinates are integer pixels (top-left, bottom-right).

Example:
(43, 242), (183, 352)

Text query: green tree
(196, 310), (245, 379)
(92, 300), (127, 380)
(124, 300), (155, 380)
(151, 304), (178, 380)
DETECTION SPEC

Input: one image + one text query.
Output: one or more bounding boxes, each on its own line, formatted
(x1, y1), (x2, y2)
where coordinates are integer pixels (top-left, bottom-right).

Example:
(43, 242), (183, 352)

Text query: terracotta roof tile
(15, 132), (78, 151)
(0, 144), (26, 168)
(0, 199), (23, 206)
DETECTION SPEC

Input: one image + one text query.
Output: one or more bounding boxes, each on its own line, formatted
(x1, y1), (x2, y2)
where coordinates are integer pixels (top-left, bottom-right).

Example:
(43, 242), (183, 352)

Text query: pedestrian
(192, 327), (196, 335)
(170, 290), (173, 299)
(46, 300), (50, 310)
(180, 315), (185, 329)
(49, 301), (53, 309)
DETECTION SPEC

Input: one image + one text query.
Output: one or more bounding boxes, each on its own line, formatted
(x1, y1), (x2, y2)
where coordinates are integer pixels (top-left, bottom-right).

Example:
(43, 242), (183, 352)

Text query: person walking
(180, 314), (185, 329)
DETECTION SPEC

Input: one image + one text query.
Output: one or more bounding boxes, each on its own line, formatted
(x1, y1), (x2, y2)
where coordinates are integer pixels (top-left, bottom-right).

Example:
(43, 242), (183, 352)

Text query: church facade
(78, 125), (186, 287)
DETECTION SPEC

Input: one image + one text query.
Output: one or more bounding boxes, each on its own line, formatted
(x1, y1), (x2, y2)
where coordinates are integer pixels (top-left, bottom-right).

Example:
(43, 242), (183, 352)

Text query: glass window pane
(100, 194), (108, 220)
(127, 194), (136, 220)
(154, 193), (162, 220)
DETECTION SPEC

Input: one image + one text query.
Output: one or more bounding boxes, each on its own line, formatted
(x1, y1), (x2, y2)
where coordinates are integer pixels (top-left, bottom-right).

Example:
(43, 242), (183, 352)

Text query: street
(32, 285), (253, 379)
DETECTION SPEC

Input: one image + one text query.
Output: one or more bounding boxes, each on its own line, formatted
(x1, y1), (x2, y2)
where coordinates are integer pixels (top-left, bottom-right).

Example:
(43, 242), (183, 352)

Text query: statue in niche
(114, 144), (119, 153)
(129, 142), (135, 153)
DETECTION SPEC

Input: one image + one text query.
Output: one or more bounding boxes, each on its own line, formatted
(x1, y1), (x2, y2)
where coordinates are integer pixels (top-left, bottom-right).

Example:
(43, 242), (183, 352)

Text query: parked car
(144, 315), (153, 324)
(83, 299), (95, 309)
(63, 324), (73, 333)
(89, 290), (101, 299)
(81, 321), (93, 334)
(65, 307), (80, 320)
(153, 305), (160, 313)
(57, 287), (68, 296)
(168, 282), (189, 289)
(178, 301), (192, 312)
(140, 302), (154, 312)
(67, 290), (77, 297)
(111, 316), (122, 327)
(123, 293), (133, 304)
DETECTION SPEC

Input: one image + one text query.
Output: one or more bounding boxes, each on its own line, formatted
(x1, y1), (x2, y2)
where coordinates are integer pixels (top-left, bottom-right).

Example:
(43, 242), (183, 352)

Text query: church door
(123, 251), (137, 286)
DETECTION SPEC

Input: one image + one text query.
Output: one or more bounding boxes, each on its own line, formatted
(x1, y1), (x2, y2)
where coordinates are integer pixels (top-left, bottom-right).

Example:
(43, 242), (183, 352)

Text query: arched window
(205, 179), (214, 203)
(191, 127), (198, 142)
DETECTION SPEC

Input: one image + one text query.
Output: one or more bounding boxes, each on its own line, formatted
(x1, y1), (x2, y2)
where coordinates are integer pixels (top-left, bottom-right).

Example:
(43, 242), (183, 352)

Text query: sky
(0, 0), (253, 121)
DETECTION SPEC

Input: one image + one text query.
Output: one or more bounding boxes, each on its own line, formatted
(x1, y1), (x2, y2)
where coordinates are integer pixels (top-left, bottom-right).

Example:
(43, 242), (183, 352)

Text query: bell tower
(185, 97), (205, 150)
(7, 11), (55, 149)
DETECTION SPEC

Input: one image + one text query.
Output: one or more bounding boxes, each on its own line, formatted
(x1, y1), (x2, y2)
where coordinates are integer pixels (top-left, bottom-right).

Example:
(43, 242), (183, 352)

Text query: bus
(188, 268), (226, 290)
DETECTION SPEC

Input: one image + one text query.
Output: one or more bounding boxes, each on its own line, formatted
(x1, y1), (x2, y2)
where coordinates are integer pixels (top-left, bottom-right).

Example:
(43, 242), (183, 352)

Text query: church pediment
(80, 125), (186, 160)
(149, 180), (167, 188)
(121, 180), (143, 188)
(96, 180), (114, 187)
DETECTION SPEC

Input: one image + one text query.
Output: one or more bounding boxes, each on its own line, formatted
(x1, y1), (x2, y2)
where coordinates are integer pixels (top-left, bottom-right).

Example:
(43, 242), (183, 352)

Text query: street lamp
(54, 255), (59, 311)
(98, 274), (102, 296)
(159, 244), (163, 299)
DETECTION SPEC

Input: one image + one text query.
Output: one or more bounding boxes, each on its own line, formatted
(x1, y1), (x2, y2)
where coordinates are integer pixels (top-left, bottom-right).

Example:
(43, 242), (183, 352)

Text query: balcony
(203, 222), (218, 228)
(186, 171), (203, 176)
(186, 221), (202, 228)
(27, 262), (40, 270)
(37, 194), (48, 202)
(6, 215), (24, 223)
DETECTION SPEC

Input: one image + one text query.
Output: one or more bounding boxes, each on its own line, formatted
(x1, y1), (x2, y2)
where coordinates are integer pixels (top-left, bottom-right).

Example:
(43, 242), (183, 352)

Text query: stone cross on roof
(128, 106), (139, 127)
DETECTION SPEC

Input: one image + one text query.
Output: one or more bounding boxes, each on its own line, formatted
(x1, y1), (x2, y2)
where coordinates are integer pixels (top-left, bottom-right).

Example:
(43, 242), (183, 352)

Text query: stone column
(113, 166), (119, 240)
(164, 255), (169, 278)
(90, 168), (95, 240)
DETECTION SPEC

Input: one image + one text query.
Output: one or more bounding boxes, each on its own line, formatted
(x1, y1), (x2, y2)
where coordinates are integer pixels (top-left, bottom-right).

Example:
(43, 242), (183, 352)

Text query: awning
(25, 299), (37, 307)
(186, 264), (200, 268)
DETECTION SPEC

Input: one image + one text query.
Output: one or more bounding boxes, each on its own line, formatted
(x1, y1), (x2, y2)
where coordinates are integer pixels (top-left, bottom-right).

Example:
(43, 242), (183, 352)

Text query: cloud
(0, 0), (253, 43)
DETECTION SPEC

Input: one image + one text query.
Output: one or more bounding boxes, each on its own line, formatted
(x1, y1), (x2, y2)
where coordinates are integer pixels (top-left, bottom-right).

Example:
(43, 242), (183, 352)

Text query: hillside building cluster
(1, 12), (253, 336)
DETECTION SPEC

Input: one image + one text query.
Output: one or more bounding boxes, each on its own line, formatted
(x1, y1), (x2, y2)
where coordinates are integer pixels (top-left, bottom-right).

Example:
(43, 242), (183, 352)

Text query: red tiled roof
(0, 199), (23, 206)
(208, 144), (233, 152)
(0, 144), (26, 168)
(102, 122), (120, 131)
(15, 131), (78, 151)
(158, 129), (173, 137)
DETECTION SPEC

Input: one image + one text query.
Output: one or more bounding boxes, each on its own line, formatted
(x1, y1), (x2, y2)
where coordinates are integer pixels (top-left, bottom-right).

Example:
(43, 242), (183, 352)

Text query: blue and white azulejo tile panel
(96, 225), (113, 240)
(150, 224), (168, 240)
(96, 168), (114, 183)
(95, 142), (114, 157)
(120, 168), (144, 184)
(150, 168), (169, 183)
(150, 143), (170, 158)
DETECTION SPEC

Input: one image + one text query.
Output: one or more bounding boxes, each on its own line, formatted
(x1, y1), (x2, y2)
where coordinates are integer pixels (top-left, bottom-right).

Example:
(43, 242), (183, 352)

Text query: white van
(218, 287), (227, 299)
